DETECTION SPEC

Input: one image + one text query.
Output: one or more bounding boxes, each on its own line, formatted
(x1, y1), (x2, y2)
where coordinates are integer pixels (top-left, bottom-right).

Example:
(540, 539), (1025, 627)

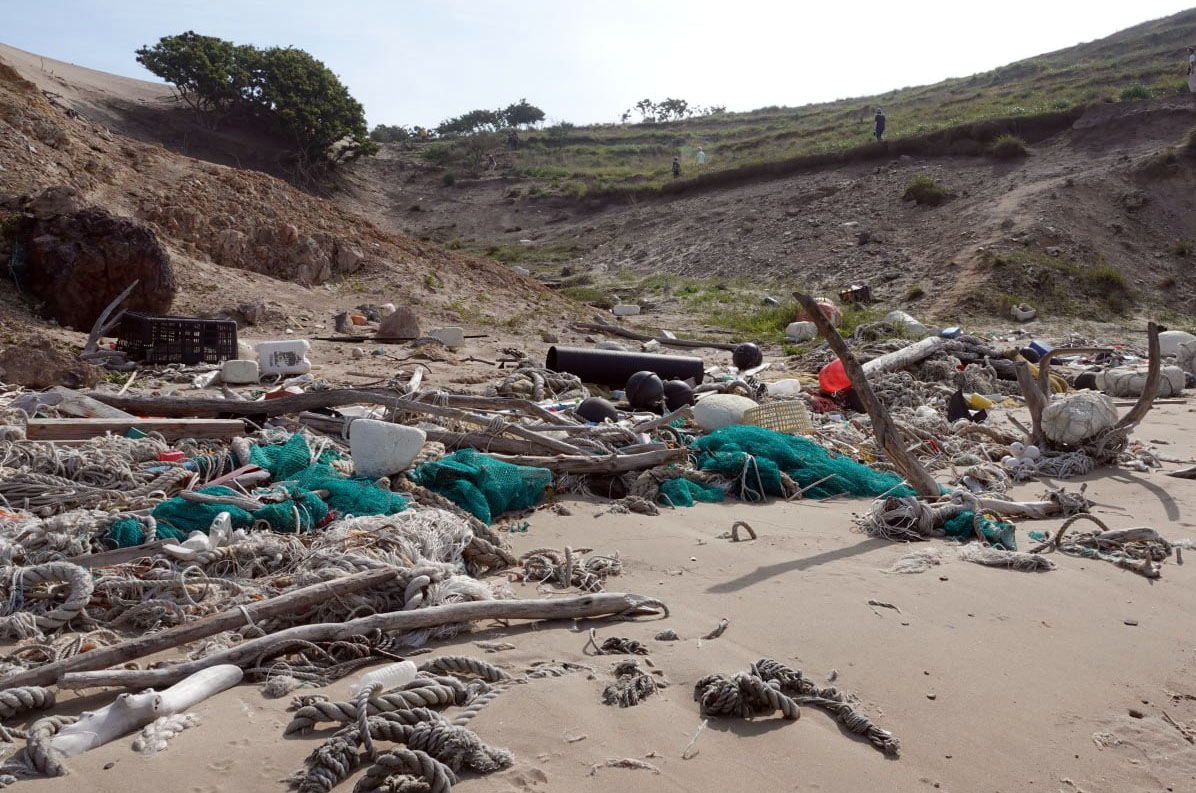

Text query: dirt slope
(341, 96), (1196, 330)
(0, 44), (579, 352)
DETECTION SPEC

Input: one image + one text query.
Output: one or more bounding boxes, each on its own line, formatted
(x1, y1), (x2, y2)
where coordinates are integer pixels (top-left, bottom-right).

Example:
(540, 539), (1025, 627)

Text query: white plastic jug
(255, 340), (312, 376)
(349, 661), (418, 695)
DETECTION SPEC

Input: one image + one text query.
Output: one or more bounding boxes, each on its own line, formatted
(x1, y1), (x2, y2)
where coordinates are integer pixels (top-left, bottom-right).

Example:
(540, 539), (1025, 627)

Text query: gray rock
(541, 332), (560, 343)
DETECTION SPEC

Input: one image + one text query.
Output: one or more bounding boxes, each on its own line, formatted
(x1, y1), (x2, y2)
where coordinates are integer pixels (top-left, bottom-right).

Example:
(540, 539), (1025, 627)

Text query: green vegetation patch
(974, 250), (1133, 318)
(901, 175), (948, 206)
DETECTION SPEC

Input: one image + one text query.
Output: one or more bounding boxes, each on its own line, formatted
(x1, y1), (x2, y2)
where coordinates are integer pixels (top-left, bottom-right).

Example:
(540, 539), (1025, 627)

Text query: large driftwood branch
(1113, 321), (1161, 431)
(0, 568), (400, 690)
(572, 321), (740, 352)
(57, 592), (665, 690)
(793, 291), (939, 499)
(51, 666), (243, 756)
(87, 389), (583, 457)
(1014, 362), (1049, 447)
(1034, 347), (1111, 398)
(81, 280), (139, 358)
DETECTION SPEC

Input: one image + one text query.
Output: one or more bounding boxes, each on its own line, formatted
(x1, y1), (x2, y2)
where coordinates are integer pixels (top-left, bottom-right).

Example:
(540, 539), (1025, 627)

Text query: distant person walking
(672, 156), (681, 178)
(696, 147), (706, 166)
(874, 108), (886, 141)
(1187, 47), (1196, 93)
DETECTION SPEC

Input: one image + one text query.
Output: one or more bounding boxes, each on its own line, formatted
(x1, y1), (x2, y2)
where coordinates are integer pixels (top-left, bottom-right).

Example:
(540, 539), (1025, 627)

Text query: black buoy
(663, 379), (695, 411)
(576, 397), (618, 423)
(1019, 346), (1041, 364)
(625, 370), (664, 411)
(1072, 372), (1098, 391)
(733, 342), (763, 370)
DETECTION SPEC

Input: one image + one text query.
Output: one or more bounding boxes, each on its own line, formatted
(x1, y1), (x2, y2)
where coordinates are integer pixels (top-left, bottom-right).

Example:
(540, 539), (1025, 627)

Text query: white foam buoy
(692, 394), (759, 432)
(350, 420), (427, 478)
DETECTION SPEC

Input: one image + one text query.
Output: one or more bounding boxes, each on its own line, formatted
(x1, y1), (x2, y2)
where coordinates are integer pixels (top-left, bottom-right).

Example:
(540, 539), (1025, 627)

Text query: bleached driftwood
(860, 337), (946, 376)
(58, 592), (665, 690)
(793, 291), (940, 499)
(49, 665), (242, 757)
(0, 568), (399, 690)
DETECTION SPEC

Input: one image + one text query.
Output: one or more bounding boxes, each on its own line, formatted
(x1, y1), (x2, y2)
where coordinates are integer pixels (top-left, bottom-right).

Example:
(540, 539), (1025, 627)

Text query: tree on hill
(437, 108), (503, 136)
(135, 33), (376, 170)
(135, 31), (257, 123)
(255, 46), (377, 166)
(502, 98), (545, 128)
(370, 124), (415, 143)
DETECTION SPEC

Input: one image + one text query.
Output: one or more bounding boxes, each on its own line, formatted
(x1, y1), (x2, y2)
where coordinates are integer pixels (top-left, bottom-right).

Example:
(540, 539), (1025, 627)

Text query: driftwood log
(50, 666), (243, 757)
(861, 337), (946, 375)
(793, 291), (940, 499)
(571, 321), (740, 352)
(57, 592), (666, 690)
(0, 567), (401, 690)
(87, 389), (583, 457)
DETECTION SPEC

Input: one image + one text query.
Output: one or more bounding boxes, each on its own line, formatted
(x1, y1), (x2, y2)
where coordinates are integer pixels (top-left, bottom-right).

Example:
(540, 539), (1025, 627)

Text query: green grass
(560, 286), (615, 308)
(1120, 84), (1153, 101)
(974, 250), (1133, 318)
(901, 175), (948, 206)
(409, 9), (1194, 198)
(990, 134), (1028, 159)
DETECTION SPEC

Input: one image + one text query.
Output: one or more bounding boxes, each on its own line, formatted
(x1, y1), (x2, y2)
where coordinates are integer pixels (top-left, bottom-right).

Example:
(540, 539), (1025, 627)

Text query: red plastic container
(159, 450), (186, 463)
(819, 358), (851, 395)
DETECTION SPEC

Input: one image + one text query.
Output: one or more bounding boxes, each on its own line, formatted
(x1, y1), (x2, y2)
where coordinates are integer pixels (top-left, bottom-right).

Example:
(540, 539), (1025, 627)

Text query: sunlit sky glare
(3, 1), (1194, 128)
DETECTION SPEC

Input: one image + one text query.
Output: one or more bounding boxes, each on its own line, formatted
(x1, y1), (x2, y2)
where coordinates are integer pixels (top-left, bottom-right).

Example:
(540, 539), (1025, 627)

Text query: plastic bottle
(348, 661), (417, 695)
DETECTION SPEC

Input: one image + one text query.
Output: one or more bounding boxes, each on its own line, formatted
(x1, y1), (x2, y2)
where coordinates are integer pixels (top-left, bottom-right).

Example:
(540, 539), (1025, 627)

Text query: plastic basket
(838, 284), (873, 305)
(116, 313), (238, 365)
(742, 401), (814, 435)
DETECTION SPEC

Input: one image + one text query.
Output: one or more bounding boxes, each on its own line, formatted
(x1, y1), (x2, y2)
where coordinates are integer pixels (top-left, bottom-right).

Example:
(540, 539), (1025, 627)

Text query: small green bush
(901, 175), (947, 207)
(1120, 84), (1152, 102)
(905, 283), (926, 301)
(991, 134), (1028, 160)
(441, 172), (456, 186)
(1173, 239), (1193, 257)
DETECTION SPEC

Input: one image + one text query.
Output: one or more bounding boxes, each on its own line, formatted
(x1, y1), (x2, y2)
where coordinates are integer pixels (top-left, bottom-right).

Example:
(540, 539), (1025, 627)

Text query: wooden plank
(25, 418), (246, 442)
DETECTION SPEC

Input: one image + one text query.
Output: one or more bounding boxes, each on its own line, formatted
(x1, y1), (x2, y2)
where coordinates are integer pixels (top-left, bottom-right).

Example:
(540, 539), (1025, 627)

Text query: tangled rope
(0, 562), (94, 638)
(0, 686), (54, 720)
(514, 546), (622, 592)
(1029, 513), (1173, 578)
(602, 660), (660, 707)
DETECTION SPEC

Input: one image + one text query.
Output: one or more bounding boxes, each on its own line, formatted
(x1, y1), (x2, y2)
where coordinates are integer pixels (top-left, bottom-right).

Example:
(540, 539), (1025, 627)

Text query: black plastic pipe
(546, 345), (705, 387)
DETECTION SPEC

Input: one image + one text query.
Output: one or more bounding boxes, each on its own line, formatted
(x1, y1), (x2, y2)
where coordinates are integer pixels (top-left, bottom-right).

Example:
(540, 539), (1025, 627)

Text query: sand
(9, 400), (1192, 793)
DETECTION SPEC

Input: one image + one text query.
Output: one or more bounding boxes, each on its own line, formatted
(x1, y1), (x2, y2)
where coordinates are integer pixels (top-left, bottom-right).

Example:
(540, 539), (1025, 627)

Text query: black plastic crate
(116, 313), (238, 365)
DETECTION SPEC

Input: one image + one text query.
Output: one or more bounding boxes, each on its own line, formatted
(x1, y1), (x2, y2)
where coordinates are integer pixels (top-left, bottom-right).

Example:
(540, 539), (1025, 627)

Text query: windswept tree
(255, 46), (376, 166)
(135, 33), (376, 169)
(135, 31), (257, 122)
(501, 98), (545, 128)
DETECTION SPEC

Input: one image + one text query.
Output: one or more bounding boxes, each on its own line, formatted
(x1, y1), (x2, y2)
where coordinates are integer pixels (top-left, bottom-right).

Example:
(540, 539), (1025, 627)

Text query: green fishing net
(943, 511), (1017, 550)
(410, 448), (552, 523)
(691, 425), (916, 501)
(659, 477), (726, 507)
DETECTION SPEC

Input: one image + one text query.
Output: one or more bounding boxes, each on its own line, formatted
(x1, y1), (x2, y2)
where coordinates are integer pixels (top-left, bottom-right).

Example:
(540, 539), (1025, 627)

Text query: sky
(3, 1), (1195, 129)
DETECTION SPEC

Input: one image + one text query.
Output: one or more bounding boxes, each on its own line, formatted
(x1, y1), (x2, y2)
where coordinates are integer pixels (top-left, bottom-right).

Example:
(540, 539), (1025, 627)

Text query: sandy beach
(8, 398), (1190, 793)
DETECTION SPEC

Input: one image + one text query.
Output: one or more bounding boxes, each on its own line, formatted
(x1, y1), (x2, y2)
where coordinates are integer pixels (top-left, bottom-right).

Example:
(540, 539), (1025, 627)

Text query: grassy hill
(420, 7), (1196, 197)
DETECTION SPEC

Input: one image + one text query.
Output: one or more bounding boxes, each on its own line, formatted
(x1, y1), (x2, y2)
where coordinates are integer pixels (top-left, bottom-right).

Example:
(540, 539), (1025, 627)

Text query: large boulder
(0, 337), (100, 389)
(20, 208), (176, 330)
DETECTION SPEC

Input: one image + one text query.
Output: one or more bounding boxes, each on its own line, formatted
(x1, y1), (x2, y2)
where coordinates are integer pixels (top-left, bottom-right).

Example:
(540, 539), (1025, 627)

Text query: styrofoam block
(221, 359), (259, 385)
(612, 304), (641, 316)
(692, 394), (759, 432)
(428, 327), (465, 349)
(785, 321), (817, 342)
(350, 420), (427, 479)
